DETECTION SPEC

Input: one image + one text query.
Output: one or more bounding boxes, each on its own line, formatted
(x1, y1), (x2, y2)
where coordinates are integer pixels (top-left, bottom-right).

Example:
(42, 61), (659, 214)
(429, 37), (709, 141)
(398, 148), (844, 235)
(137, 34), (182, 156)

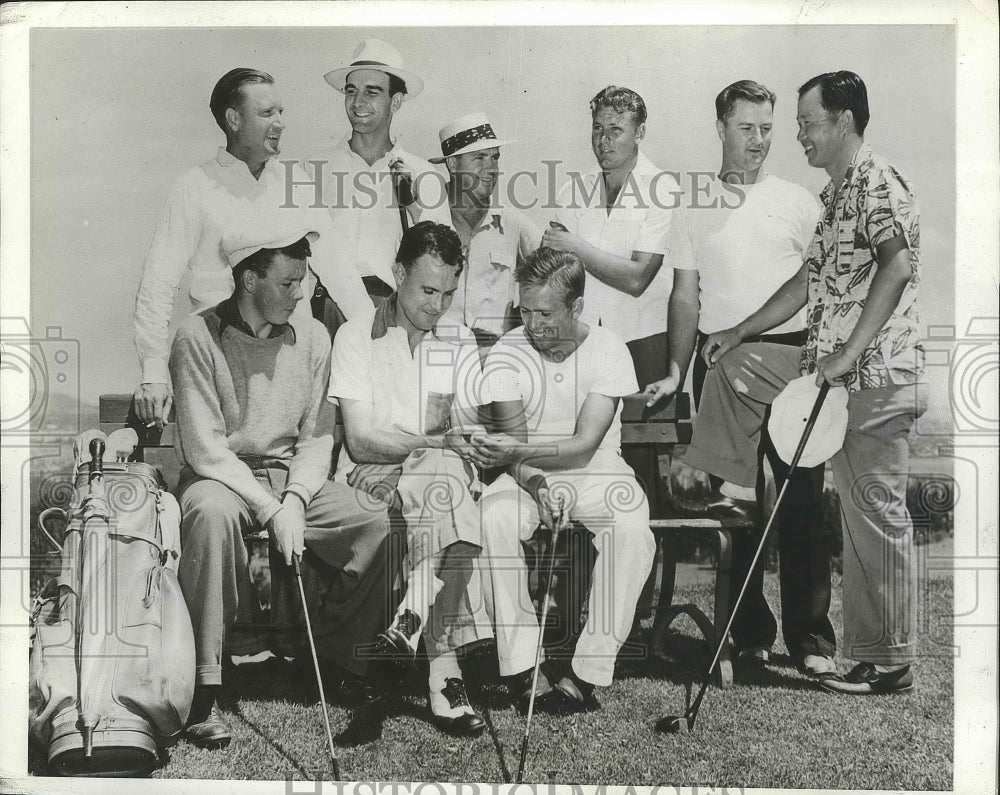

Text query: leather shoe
(553, 671), (595, 711)
(185, 702), (232, 749)
(509, 668), (553, 712)
(431, 678), (486, 737)
(369, 609), (422, 661)
(736, 646), (771, 666)
(820, 662), (914, 695)
(665, 491), (755, 521)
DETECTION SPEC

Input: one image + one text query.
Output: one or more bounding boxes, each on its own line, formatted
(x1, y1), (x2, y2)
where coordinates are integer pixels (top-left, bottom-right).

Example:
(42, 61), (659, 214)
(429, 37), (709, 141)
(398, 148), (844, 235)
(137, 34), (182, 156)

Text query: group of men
(132, 37), (927, 750)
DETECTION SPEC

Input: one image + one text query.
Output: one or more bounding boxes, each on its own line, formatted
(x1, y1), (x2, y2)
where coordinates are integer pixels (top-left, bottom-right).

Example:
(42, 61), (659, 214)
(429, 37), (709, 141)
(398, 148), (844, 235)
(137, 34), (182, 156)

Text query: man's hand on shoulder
(134, 382), (172, 429)
(270, 495), (307, 567)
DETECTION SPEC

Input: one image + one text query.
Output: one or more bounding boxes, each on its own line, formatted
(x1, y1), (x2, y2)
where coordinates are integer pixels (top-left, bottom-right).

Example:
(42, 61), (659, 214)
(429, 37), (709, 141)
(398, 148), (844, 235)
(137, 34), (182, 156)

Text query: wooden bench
(99, 392), (753, 687)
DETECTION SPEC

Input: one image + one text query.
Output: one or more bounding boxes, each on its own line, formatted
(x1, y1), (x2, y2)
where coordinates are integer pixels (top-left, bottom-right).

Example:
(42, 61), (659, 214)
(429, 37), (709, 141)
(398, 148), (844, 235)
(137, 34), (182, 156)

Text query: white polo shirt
(327, 296), (488, 482)
(668, 172), (820, 335)
(307, 136), (452, 288)
(485, 325), (638, 458)
(555, 150), (679, 343)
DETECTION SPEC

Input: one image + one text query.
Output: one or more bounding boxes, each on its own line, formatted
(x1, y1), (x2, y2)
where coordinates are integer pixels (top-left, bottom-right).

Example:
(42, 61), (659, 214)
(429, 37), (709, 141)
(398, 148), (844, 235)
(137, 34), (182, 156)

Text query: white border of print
(2, 1), (997, 794)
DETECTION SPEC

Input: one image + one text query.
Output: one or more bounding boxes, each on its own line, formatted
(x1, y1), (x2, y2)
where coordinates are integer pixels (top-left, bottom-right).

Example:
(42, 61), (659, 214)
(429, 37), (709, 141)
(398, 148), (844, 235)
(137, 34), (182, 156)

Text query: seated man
(328, 221), (493, 737)
(169, 222), (394, 749)
(475, 247), (655, 711)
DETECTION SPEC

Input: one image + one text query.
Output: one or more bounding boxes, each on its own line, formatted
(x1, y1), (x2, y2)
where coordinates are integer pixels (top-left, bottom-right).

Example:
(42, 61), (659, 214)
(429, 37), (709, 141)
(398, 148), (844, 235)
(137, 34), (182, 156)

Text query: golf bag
(29, 436), (196, 776)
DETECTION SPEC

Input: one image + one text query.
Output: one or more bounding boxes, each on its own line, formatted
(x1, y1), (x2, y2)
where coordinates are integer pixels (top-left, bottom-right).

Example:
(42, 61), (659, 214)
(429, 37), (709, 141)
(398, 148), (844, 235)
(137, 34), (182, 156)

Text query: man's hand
(444, 424), (490, 466)
(541, 221), (581, 255)
(642, 361), (682, 406)
(133, 382), (172, 429)
(469, 432), (523, 468)
(701, 326), (745, 369)
(269, 497), (306, 567)
(388, 156), (417, 205)
(815, 348), (858, 386)
(532, 485), (564, 532)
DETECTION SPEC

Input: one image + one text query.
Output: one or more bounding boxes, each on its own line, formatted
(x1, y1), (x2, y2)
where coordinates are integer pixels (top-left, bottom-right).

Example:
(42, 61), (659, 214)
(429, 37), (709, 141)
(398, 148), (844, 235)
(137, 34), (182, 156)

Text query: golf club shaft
(517, 502), (566, 783)
(688, 381), (831, 724)
(294, 556), (342, 781)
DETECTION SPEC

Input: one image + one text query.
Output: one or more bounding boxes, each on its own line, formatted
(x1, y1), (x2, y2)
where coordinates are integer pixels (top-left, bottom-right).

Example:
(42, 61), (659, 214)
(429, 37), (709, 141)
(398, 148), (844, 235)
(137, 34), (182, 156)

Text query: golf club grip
(787, 381), (830, 472)
(88, 438), (105, 478)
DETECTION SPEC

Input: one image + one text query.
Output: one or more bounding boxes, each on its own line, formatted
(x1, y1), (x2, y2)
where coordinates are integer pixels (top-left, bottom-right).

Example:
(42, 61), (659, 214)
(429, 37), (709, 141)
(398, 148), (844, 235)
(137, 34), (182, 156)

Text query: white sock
(720, 481), (755, 501)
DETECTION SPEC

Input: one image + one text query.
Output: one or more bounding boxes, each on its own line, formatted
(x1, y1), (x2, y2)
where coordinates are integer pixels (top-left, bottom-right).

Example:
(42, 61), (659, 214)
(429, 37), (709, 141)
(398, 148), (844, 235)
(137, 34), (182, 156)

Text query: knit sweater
(168, 304), (334, 524)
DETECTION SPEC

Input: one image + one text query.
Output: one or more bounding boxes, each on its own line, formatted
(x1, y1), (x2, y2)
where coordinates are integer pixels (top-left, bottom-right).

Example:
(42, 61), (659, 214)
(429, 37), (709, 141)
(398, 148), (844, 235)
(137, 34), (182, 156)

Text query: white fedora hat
(323, 38), (424, 99)
(768, 375), (850, 468)
(428, 112), (514, 164)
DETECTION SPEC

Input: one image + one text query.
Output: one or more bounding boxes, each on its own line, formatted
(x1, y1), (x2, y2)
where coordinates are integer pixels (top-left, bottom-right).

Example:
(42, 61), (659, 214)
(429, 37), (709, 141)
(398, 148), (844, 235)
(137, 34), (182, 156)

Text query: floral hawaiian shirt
(800, 142), (924, 392)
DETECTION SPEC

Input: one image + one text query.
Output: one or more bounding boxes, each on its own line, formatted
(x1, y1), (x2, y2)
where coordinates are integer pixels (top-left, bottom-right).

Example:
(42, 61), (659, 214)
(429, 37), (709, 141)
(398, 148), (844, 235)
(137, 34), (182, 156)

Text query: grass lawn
(100, 562), (954, 789)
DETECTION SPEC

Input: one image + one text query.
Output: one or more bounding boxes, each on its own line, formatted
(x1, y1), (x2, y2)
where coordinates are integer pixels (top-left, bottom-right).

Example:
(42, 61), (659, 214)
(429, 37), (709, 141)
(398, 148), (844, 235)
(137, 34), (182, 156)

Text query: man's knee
(480, 493), (522, 557)
(179, 479), (249, 539)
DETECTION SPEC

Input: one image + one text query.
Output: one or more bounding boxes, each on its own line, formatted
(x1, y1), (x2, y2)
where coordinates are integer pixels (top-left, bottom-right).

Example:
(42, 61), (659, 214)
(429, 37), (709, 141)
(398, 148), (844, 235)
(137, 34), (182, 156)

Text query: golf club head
(655, 714), (691, 734)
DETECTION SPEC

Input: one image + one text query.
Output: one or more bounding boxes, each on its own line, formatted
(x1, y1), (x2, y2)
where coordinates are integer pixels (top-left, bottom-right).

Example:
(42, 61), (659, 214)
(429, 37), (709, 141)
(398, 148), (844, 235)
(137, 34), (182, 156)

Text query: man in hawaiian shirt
(674, 71), (926, 697)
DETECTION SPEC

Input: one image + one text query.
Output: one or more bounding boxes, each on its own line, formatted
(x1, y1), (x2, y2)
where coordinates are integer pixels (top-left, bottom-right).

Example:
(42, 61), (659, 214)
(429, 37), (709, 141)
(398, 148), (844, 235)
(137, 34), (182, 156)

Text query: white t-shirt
(668, 172), (820, 335)
(327, 304), (488, 481)
(555, 151), (679, 343)
(485, 324), (638, 457)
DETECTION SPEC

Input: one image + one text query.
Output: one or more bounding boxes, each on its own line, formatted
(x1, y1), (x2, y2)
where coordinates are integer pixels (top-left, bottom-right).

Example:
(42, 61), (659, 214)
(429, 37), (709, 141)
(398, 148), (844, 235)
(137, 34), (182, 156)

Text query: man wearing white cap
(643, 80), (835, 677)
(308, 39), (451, 300)
(431, 113), (542, 349)
(677, 72), (926, 696)
(169, 223), (397, 748)
(133, 67), (370, 431)
(544, 85), (680, 519)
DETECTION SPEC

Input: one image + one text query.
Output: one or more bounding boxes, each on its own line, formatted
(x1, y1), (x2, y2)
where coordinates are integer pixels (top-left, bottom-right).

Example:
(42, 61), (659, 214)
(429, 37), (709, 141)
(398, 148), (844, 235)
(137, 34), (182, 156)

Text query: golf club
(293, 554), (342, 781)
(657, 380), (831, 735)
(516, 495), (566, 783)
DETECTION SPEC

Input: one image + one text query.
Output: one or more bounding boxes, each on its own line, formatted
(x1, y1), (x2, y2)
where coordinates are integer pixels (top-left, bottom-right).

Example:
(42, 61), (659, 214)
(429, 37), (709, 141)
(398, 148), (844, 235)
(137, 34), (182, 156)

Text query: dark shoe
(666, 491), (755, 521)
(431, 678), (486, 737)
(320, 663), (383, 706)
(508, 668), (553, 712)
(820, 662), (914, 695)
(185, 688), (232, 749)
(736, 646), (771, 667)
(552, 670), (595, 711)
(372, 609), (422, 660)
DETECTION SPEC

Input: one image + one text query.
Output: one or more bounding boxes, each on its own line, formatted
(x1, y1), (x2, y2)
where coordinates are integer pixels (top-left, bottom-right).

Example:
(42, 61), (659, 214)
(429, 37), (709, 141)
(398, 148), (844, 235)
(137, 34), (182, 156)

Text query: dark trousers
(693, 330), (835, 659)
(625, 331), (671, 516)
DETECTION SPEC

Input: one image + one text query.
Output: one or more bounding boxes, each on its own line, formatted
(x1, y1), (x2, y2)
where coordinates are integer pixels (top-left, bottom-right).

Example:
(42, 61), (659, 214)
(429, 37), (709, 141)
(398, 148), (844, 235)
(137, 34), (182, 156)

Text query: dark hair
(715, 79), (777, 122)
(798, 71), (870, 135)
(515, 247), (585, 306)
(590, 85), (647, 126)
(233, 235), (312, 285)
(396, 221), (465, 276)
(346, 68), (407, 98)
(209, 68), (274, 134)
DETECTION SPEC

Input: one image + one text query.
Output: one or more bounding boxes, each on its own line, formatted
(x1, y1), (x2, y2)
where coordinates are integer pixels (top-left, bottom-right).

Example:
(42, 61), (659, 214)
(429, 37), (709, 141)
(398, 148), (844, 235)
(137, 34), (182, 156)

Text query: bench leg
(650, 531), (677, 641)
(713, 529), (734, 689)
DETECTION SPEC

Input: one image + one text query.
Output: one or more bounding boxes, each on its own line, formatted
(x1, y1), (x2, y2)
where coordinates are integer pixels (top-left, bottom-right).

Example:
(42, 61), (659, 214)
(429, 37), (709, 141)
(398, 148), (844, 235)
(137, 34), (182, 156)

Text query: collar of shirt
(215, 296), (295, 341)
(820, 141), (872, 207)
(214, 147), (280, 182)
(449, 199), (504, 246)
(333, 133), (409, 168)
(370, 291), (455, 345)
(580, 148), (664, 200)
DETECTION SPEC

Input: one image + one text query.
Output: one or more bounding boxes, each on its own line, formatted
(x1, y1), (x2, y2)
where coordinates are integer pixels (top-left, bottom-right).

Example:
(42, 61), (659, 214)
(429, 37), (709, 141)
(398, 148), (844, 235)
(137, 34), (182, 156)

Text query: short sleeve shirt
(555, 151), (679, 342)
(441, 203), (542, 336)
(328, 295), (488, 480)
(800, 143), (924, 391)
(485, 325), (639, 455)
(668, 173), (820, 335)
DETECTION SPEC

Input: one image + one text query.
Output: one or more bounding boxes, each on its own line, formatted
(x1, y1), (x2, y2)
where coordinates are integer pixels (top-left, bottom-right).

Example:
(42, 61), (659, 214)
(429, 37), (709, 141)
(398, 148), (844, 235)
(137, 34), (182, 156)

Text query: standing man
(671, 71), (925, 699)
(309, 38), (451, 301)
(643, 80), (835, 675)
(169, 222), (395, 748)
(431, 113), (542, 350)
(545, 85), (679, 516)
(134, 68), (370, 429)
(476, 247), (655, 711)
(328, 221), (493, 736)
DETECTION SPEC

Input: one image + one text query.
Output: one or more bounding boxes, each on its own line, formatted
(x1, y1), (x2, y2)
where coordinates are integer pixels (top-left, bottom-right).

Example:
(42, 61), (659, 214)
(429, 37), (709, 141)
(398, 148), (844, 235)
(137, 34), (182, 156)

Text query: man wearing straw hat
(169, 220), (396, 748)
(308, 38), (451, 301)
(431, 112), (542, 350)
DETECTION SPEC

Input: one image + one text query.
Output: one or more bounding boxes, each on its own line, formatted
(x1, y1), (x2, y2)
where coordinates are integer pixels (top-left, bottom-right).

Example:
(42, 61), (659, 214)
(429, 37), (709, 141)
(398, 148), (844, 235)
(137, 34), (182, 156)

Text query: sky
(24, 23), (957, 422)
